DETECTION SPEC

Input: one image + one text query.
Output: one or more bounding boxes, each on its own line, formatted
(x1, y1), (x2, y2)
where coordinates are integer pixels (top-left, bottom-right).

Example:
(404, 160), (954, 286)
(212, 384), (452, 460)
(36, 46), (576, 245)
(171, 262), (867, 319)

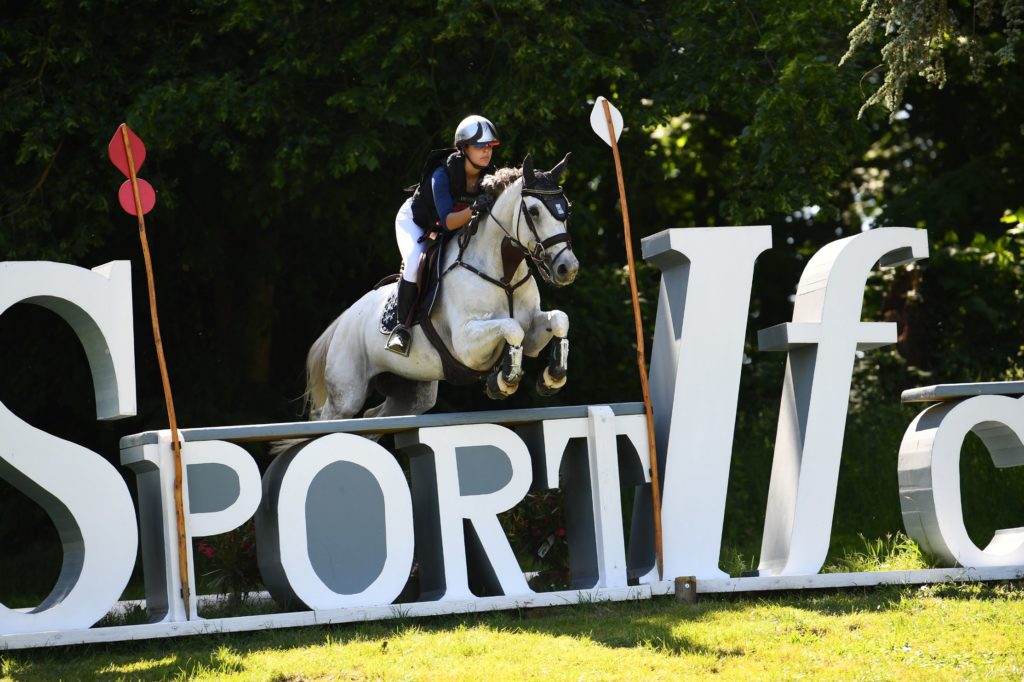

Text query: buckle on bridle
(531, 241), (546, 262)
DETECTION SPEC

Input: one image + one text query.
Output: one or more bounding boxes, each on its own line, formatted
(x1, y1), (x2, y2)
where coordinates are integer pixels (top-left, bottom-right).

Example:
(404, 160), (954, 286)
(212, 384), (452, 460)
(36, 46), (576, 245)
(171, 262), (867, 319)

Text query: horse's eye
(529, 206), (540, 217)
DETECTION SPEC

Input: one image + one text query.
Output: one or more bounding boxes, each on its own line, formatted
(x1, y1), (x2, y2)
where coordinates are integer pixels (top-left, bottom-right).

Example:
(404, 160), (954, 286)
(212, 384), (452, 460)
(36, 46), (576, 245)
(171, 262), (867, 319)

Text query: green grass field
(3, 579), (1024, 681)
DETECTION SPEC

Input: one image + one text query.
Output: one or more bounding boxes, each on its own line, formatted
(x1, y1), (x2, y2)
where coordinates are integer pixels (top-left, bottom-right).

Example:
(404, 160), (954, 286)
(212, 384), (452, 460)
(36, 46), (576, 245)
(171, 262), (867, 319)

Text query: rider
(387, 114), (500, 355)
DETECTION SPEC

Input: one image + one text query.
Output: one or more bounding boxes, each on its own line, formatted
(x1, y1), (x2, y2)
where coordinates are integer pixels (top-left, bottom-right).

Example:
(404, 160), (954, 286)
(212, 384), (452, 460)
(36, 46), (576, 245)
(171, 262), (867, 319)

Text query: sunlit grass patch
(97, 653), (177, 675)
(3, 574), (1024, 680)
(823, 532), (937, 573)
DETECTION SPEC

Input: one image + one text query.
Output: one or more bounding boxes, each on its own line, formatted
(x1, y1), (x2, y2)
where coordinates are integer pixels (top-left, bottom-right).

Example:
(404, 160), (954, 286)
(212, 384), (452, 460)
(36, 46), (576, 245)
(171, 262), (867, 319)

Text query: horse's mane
(481, 167), (522, 195)
(481, 165), (563, 196)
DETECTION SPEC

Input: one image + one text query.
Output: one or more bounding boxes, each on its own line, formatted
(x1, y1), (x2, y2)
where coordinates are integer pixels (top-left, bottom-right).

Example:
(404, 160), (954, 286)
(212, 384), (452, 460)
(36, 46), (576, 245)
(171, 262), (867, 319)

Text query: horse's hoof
(486, 371), (520, 399)
(535, 368), (567, 396)
(535, 375), (558, 396)
(486, 372), (509, 400)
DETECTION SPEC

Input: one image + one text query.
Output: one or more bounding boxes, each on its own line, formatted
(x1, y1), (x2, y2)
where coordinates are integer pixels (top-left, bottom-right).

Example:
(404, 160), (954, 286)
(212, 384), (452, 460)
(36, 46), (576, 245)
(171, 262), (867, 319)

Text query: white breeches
(395, 197), (427, 284)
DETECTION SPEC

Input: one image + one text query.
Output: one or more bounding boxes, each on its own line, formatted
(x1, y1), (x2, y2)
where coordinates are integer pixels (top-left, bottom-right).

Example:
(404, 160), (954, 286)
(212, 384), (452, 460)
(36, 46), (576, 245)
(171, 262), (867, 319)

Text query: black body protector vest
(410, 149), (496, 231)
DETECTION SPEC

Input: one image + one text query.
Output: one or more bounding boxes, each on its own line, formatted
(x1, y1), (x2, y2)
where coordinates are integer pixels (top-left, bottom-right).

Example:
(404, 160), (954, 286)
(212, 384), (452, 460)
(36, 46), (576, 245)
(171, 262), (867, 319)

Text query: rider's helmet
(453, 115), (500, 151)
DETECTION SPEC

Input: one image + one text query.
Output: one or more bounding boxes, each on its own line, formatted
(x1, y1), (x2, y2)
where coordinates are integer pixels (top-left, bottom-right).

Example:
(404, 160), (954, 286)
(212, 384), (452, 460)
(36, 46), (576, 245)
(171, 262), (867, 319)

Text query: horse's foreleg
(456, 318), (526, 358)
(485, 344), (525, 399)
(523, 309), (570, 396)
(523, 310), (569, 356)
(455, 318), (526, 399)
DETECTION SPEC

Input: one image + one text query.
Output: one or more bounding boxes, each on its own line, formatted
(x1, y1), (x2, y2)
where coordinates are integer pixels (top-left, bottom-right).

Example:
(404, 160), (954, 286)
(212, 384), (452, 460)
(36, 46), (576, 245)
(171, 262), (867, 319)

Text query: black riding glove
(472, 193), (495, 215)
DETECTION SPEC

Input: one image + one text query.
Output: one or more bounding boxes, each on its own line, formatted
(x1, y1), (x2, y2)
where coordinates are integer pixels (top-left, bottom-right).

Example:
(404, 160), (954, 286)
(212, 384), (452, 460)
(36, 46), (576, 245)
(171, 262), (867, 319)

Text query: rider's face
(465, 144), (493, 168)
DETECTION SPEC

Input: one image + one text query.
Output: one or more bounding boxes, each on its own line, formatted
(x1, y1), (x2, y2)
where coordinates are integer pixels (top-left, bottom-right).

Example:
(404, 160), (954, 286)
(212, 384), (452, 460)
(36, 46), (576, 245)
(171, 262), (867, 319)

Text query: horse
(303, 154), (579, 422)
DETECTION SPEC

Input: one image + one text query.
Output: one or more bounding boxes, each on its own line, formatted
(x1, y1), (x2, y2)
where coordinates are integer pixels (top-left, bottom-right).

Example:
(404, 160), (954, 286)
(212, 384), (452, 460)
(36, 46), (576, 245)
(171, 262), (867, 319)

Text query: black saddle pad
(379, 286), (402, 335)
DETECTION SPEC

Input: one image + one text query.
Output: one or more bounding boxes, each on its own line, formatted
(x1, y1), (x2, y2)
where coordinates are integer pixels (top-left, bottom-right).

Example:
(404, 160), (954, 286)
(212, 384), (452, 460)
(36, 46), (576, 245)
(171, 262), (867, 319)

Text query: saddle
(377, 231), (445, 335)
(376, 224), (530, 385)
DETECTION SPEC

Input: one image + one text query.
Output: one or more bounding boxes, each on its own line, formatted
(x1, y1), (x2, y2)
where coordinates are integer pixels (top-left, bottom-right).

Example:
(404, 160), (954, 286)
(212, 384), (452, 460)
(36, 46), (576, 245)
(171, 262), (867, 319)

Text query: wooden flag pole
(601, 100), (665, 580)
(119, 124), (192, 620)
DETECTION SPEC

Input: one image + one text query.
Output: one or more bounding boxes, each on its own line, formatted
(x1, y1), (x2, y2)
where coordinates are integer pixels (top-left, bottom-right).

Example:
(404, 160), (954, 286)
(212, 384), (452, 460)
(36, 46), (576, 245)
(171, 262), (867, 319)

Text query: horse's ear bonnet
(522, 154), (535, 186)
(550, 153), (571, 181)
(515, 154), (570, 223)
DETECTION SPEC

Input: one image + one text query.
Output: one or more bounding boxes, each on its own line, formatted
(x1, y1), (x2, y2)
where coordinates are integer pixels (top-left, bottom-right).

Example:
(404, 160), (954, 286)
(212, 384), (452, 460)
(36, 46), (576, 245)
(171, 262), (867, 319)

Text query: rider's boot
(386, 279), (418, 356)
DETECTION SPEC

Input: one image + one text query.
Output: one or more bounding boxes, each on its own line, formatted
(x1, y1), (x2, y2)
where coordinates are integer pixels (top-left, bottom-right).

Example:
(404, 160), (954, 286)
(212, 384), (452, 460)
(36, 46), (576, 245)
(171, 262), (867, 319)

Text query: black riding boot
(386, 279), (418, 356)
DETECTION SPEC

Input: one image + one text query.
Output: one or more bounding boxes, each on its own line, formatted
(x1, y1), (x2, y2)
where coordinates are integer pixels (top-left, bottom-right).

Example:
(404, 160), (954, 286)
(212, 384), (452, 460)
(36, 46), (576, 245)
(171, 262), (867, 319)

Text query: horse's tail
(304, 315), (341, 418)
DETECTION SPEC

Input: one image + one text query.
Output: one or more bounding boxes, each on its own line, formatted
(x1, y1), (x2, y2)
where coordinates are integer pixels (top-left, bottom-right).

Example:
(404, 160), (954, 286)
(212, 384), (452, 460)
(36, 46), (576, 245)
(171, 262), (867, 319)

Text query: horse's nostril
(557, 263), (569, 278)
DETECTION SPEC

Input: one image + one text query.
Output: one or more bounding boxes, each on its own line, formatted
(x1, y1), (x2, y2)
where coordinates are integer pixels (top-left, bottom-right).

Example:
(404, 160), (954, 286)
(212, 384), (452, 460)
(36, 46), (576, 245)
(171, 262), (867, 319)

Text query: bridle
(488, 182), (572, 285)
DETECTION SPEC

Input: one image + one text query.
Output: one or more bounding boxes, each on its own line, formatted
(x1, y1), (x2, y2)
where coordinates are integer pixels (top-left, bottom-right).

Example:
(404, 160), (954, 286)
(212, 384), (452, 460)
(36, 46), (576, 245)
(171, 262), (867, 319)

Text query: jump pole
(591, 97), (664, 579)
(109, 124), (192, 620)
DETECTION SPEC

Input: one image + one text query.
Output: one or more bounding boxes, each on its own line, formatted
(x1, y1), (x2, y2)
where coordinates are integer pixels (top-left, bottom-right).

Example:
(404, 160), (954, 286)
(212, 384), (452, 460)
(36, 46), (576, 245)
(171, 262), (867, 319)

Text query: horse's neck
(460, 200), (528, 282)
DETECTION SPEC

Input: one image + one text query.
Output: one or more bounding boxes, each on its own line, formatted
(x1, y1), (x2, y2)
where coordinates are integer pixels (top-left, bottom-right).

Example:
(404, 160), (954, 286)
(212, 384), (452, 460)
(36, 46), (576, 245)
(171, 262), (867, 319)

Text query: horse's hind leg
(318, 389), (367, 421)
(316, 369), (370, 421)
(365, 374), (438, 418)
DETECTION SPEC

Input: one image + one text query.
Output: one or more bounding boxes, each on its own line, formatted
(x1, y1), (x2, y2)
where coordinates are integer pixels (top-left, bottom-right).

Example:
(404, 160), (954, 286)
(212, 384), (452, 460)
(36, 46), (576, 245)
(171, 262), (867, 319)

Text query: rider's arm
(431, 168), (473, 231)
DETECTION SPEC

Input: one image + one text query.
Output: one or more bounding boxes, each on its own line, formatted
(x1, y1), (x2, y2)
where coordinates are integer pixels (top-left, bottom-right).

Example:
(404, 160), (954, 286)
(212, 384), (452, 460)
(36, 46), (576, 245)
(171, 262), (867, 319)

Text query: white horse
(305, 154), (579, 421)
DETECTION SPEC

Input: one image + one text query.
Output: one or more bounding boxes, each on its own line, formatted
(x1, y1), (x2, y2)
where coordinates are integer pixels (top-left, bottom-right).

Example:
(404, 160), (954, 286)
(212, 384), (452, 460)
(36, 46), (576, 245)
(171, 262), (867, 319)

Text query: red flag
(107, 125), (147, 178)
(117, 178), (156, 216)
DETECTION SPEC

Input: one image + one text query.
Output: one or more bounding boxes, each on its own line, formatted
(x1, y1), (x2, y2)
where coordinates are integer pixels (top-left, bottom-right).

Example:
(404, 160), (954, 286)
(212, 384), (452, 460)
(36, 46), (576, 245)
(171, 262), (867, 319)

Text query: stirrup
(386, 325), (412, 356)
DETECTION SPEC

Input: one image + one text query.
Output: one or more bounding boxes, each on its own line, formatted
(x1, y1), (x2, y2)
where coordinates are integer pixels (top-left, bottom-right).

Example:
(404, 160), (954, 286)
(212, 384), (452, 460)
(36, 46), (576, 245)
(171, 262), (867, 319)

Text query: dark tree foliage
(1, 0), (684, 432)
(843, 0), (1022, 118)
(2, 0), (887, 430)
(842, 0), (1024, 383)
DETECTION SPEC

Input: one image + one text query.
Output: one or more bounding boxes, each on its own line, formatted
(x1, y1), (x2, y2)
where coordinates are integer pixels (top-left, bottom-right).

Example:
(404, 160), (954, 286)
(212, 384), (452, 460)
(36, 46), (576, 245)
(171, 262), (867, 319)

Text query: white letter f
(757, 227), (928, 576)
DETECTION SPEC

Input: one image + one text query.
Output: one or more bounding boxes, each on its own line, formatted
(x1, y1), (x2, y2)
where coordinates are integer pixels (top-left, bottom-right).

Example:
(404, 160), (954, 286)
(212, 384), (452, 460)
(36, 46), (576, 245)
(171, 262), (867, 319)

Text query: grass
(3, 582), (1024, 680)
(2, 536), (1023, 680)
(719, 532), (939, 578)
(823, 533), (939, 574)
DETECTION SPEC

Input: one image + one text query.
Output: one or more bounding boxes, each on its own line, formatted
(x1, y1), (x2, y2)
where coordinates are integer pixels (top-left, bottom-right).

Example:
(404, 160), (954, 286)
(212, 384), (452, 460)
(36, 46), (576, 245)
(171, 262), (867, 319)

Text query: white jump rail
(901, 381), (1024, 403)
(650, 565), (1024, 596)
(118, 402), (647, 446)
